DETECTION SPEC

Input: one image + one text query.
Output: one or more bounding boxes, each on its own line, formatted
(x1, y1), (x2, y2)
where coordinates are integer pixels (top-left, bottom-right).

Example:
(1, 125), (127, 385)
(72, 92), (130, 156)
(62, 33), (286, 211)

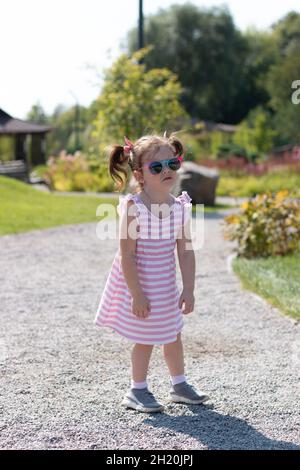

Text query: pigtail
(167, 133), (184, 156)
(108, 145), (130, 192)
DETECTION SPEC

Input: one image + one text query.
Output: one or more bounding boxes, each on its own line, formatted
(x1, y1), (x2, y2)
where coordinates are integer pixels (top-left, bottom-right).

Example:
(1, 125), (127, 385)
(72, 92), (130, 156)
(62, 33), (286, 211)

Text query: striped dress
(94, 190), (193, 345)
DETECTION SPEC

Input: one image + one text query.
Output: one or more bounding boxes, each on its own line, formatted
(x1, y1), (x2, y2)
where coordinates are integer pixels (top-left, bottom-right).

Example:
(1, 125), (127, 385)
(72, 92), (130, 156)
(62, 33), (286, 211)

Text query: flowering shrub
(200, 155), (300, 177)
(222, 190), (300, 258)
(43, 151), (114, 192)
(217, 168), (300, 198)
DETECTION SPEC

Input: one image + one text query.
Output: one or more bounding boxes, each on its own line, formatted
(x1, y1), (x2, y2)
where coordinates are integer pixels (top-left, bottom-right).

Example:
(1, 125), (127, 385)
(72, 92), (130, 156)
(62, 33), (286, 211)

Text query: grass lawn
(201, 202), (234, 212)
(0, 176), (232, 235)
(0, 176), (118, 235)
(232, 253), (300, 320)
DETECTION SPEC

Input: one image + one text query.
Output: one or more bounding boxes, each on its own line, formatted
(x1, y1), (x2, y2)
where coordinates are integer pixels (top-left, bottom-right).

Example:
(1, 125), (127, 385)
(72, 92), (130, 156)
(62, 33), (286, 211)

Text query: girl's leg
(122, 343), (164, 412)
(163, 333), (210, 404)
(163, 332), (185, 377)
(131, 343), (154, 383)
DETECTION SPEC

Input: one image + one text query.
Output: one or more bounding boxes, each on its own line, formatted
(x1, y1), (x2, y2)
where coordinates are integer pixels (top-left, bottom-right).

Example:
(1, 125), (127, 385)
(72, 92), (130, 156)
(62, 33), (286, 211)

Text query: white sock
(171, 374), (186, 385)
(131, 379), (148, 389)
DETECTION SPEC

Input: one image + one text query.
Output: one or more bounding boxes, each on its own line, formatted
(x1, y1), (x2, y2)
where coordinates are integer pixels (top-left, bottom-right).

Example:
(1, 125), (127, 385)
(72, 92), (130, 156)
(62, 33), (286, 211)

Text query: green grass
(0, 176), (231, 235)
(0, 176), (118, 235)
(232, 253), (300, 319)
(197, 202), (234, 212)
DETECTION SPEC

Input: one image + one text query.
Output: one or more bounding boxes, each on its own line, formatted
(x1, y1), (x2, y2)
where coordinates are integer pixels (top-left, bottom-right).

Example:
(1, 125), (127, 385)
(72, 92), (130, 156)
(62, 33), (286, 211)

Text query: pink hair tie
(124, 136), (134, 154)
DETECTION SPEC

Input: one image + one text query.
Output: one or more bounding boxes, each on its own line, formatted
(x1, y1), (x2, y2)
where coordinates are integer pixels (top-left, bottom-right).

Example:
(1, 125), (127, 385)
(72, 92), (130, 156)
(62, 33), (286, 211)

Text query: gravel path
(0, 210), (299, 450)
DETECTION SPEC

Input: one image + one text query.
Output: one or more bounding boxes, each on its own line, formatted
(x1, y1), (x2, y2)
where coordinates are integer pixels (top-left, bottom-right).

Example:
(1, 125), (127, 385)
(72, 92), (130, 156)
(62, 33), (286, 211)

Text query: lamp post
(138, 0), (144, 50)
(138, 0), (144, 64)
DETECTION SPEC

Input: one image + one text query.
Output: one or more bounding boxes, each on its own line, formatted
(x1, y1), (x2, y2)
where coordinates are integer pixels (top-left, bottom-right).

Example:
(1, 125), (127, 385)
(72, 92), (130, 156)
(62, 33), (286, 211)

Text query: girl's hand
(179, 288), (195, 314)
(131, 292), (151, 319)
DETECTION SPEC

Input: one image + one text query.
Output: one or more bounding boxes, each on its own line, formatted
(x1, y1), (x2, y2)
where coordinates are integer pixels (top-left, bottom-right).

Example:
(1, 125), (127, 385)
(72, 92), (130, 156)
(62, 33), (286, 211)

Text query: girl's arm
(176, 221), (195, 291)
(119, 200), (143, 297)
(176, 219), (195, 315)
(119, 200), (150, 318)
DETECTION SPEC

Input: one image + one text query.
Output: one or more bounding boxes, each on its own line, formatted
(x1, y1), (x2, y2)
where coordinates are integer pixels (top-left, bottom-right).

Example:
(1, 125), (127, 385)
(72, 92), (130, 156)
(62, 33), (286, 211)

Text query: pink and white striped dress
(94, 190), (192, 345)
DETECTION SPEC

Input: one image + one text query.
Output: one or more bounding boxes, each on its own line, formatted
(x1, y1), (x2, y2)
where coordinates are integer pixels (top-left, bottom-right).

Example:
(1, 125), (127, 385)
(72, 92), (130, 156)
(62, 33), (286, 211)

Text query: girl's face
(134, 146), (179, 192)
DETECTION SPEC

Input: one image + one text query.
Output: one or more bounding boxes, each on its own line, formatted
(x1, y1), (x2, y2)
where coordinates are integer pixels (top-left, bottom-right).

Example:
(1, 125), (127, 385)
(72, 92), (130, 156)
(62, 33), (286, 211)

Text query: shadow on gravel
(143, 405), (300, 450)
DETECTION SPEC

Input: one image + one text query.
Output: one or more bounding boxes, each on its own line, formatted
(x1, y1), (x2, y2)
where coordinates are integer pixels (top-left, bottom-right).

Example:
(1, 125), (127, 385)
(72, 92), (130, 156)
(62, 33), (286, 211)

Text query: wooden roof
(190, 118), (237, 134)
(201, 120), (237, 133)
(0, 108), (52, 135)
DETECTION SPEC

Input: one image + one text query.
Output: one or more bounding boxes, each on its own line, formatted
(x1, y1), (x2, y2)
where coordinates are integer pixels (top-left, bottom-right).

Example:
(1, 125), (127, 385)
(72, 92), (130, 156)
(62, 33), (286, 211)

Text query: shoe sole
(169, 394), (210, 405)
(121, 398), (164, 413)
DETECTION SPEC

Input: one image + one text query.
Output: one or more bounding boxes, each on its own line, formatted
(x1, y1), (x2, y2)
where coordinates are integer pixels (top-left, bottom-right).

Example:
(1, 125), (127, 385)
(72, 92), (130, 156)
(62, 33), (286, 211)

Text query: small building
(0, 108), (52, 181)
(267, 144), (300, 163)
(191, 119), (237, 134)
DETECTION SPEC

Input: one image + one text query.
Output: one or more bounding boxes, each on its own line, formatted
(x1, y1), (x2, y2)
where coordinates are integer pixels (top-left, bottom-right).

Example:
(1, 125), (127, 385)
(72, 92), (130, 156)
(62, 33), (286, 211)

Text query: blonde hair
(108, 132), (184, 193)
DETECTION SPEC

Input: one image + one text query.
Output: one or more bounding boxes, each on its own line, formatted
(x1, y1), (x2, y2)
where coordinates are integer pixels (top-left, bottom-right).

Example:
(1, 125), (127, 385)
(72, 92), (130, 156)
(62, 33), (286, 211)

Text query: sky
(1, 0), (300, 119)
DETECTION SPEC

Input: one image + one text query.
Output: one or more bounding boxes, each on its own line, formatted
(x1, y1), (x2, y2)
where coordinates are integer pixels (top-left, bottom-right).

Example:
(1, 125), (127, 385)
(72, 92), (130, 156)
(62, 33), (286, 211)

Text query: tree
(46, 104), (90, 156)
(233, 107), (278, 156)
(90, 46), (188, 154)
(264, 12), (300, 143)
(241, 29), (278, 115)
(26, 102), (49, 124)
(126, 4), (255, 123)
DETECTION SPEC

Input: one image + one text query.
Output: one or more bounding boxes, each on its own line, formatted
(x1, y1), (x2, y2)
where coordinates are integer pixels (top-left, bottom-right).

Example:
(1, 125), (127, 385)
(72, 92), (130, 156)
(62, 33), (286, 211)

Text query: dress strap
(176, 191), (192, 204)
(116, 193), (140, 218)
(175, 191), (192, 225)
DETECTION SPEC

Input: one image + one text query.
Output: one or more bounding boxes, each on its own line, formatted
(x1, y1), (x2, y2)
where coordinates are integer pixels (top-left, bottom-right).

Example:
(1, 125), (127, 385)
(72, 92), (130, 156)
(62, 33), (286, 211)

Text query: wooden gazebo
(0, 108), (52, 181)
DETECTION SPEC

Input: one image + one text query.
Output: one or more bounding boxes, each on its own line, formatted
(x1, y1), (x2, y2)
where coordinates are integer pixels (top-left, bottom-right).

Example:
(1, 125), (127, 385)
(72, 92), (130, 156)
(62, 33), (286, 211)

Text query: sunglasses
(142, 155), (184, 175)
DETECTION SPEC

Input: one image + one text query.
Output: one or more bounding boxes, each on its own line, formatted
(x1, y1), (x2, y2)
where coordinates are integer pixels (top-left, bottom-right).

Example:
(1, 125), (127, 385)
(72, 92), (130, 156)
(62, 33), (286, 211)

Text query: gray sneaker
(121, 387), (164, 413)
(170, 381), (210, 404)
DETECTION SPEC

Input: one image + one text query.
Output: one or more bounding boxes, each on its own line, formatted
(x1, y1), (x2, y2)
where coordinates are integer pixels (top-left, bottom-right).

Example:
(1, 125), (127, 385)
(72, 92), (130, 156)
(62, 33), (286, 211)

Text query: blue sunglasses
(142, 155), (184, 175)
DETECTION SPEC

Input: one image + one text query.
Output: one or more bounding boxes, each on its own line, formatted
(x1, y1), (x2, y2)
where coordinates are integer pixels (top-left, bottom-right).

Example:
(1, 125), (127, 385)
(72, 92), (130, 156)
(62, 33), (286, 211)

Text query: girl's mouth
(162, 176), (172, 181)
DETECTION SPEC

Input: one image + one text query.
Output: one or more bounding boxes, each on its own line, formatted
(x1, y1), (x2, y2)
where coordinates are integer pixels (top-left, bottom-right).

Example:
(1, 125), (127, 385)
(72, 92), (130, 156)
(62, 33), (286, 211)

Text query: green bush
(222, 190), (300, 258)
(42, 151), (115, 192)
(30, 164), (48, 178)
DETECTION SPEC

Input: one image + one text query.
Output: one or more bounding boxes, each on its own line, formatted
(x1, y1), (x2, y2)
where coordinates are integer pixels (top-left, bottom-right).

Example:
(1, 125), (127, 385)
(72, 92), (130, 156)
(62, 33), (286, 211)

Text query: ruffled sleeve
(117, 193), (139, 218)
(176, 191), (192, 225)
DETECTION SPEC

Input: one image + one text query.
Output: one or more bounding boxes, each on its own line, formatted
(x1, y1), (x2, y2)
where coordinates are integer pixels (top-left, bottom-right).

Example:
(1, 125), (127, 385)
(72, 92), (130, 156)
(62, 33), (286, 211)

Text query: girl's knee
(164, 333), (182, 350)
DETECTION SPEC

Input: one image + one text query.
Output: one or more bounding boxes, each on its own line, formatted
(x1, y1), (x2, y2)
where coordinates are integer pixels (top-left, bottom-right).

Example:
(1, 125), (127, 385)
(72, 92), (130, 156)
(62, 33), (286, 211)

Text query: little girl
(94, 132), (210, 413)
